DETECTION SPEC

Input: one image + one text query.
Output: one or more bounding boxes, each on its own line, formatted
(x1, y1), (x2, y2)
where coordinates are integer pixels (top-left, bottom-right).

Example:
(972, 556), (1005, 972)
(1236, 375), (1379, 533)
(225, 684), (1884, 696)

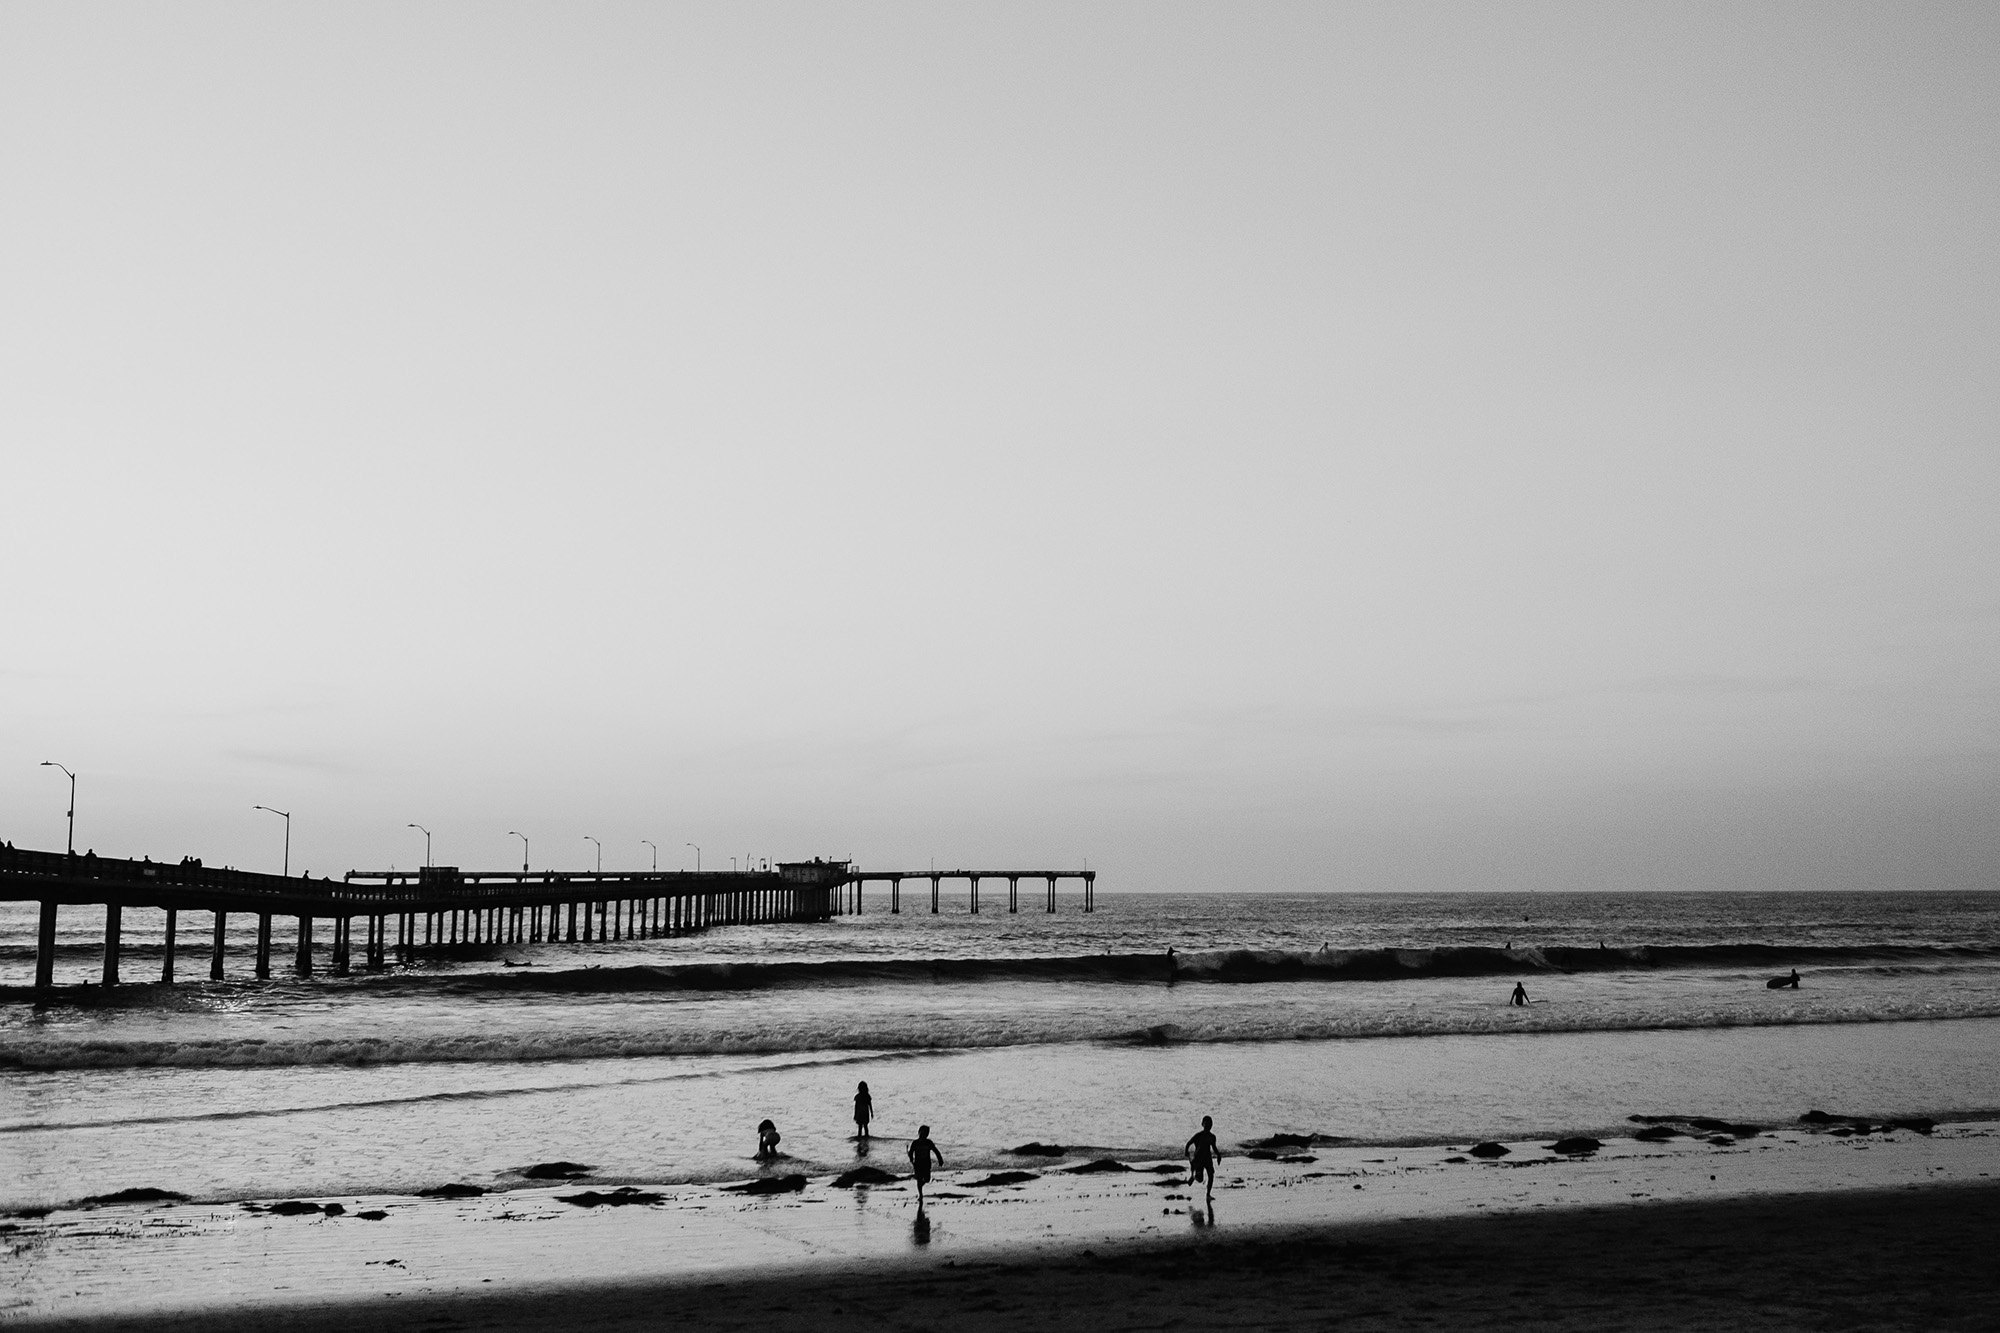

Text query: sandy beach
(11, 1119), (1997, 1330)
(92, 1182), (1995, 1333)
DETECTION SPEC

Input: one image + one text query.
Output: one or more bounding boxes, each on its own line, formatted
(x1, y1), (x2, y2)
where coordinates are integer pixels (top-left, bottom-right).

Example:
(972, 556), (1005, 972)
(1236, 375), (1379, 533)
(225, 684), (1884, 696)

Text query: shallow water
(7, 1019), (1997, 1208)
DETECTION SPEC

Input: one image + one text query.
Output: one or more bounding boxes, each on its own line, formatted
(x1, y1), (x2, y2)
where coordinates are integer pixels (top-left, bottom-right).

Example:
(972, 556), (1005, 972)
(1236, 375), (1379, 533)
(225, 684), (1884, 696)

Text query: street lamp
(584, 836), (601, 873)
(253, 806), (292, 876)
(686, 842), (701, 872)
(641, 839), (658, 871)
(39, 762), (76, 855)
(508, 831), (528, 874)
(407, 823), (432, 868)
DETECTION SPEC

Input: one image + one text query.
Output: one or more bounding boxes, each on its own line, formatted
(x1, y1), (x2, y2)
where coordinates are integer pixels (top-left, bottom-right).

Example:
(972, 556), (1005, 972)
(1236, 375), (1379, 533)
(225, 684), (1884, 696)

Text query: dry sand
(11, 1125), (1999, 1331)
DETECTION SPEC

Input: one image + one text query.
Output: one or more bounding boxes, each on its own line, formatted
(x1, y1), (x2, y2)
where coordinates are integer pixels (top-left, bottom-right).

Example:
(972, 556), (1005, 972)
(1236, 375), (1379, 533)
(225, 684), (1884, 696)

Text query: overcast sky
(3, 3), (1995, 893)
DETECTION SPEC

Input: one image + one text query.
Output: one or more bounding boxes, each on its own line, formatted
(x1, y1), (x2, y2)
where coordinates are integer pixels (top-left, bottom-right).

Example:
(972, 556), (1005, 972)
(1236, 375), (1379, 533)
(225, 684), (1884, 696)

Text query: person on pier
(906, 1125), (945, 1204)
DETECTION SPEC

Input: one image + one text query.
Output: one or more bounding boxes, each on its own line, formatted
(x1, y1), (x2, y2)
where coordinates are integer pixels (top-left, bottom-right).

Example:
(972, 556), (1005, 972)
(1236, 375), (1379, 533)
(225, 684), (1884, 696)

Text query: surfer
(906, 1125), (945, 1204)
(756, 1118), (782, 1160)
(1166, 946), (1176, 982)
(1510, 982), (1529, 1007)
(853, 1081), (874, 1141)
(1766, 969), (1801, 990)
(1185, 1115), (1221, 1198)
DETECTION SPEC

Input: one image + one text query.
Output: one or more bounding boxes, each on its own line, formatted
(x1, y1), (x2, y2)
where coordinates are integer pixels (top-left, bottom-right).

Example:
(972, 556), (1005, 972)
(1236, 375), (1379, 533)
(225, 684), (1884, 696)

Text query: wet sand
(10, 1125), (1998, 1329)
(29, 1179), (2000, 1332)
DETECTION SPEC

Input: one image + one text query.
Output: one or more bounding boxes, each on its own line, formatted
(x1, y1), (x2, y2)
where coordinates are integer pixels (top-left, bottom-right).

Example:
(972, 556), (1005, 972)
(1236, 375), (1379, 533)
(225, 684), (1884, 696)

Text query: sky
(2, 2), (1996, 893)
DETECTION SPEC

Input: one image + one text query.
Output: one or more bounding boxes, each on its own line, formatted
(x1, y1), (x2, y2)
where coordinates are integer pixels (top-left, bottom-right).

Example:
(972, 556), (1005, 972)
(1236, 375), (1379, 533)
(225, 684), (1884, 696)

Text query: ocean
(4, 889), (1999, 1212)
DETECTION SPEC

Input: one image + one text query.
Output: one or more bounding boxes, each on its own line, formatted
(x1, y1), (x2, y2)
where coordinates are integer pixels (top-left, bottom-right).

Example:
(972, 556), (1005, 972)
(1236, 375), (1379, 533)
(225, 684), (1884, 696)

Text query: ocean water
(3, 889), (1998, 1211)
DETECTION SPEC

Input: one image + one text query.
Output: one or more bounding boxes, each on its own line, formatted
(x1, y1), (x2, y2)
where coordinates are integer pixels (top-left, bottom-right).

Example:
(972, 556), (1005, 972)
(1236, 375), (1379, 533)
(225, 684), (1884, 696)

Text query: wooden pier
(1, 845), (1099, 989)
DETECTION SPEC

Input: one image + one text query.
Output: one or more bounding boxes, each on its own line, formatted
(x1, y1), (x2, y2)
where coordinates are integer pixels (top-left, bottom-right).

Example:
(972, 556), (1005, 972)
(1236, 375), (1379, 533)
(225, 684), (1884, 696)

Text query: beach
(8, 890), (2000, 1328)
(9, 1117), (1997, 1328)
(70, 1183), (1995, 1333)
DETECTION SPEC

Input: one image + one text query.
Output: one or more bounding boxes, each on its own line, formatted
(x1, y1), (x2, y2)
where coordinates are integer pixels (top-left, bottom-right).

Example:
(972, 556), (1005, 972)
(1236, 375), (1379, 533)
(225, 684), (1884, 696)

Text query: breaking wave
(7, 990), (1998, 1071)
(352, 943), (2000, 992)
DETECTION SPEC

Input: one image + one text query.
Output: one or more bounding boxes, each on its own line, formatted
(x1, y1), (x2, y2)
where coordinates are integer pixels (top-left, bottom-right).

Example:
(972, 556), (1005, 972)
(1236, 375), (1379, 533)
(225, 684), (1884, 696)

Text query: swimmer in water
(1510, 982), (1529, 1007)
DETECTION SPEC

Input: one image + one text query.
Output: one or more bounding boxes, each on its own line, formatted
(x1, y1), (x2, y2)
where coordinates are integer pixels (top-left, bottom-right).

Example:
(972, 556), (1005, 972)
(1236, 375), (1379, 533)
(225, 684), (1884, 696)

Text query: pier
(1, 845), (849, 989)
(1, 845), (1098, 989)
(843, 869), (1096, 914)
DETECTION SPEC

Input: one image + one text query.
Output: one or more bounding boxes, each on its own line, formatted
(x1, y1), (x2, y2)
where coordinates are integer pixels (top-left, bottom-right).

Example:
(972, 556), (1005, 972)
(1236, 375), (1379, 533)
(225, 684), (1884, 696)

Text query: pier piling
(36, 901), (57, 988)
(161, 908), (177, 983)
(211, 911), (226, 980)
(102, 903), (121, 986)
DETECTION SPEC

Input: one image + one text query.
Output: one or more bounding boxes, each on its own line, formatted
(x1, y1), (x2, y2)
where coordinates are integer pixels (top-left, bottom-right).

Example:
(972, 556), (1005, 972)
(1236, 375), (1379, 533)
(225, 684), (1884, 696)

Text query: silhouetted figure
(1185, 1115), (1221, 1198)
(1510, 982), (1529, 1007)
(1166, 946), (1177, 982)
(1766, 969), (1801, 990)
(854, 1081), (874, 1141)
(756, 1118), (782, 1160)
(906, 1124), (945, 1203)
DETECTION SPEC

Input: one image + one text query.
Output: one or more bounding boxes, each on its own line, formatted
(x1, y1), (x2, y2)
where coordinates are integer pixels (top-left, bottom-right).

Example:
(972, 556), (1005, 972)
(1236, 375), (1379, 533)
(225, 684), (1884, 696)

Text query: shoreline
(8, 1119), (1997, 1327)
(10, 1105), (2000, 1212)
(23, 1179), (2000, 1332)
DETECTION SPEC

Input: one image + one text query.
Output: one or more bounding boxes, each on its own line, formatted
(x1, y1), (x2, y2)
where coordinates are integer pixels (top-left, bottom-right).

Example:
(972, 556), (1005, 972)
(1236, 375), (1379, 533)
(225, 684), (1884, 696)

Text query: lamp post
(253, 806), (292, 876)
(686, 843), (701, 872)
(641, 840), (658, 871)
(585, 836), (601, 873)
(407, 823), (432, 868)
(39, 762), (76, 854)
(730, 856), (738, 872)
(509, 831), (528, 874)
